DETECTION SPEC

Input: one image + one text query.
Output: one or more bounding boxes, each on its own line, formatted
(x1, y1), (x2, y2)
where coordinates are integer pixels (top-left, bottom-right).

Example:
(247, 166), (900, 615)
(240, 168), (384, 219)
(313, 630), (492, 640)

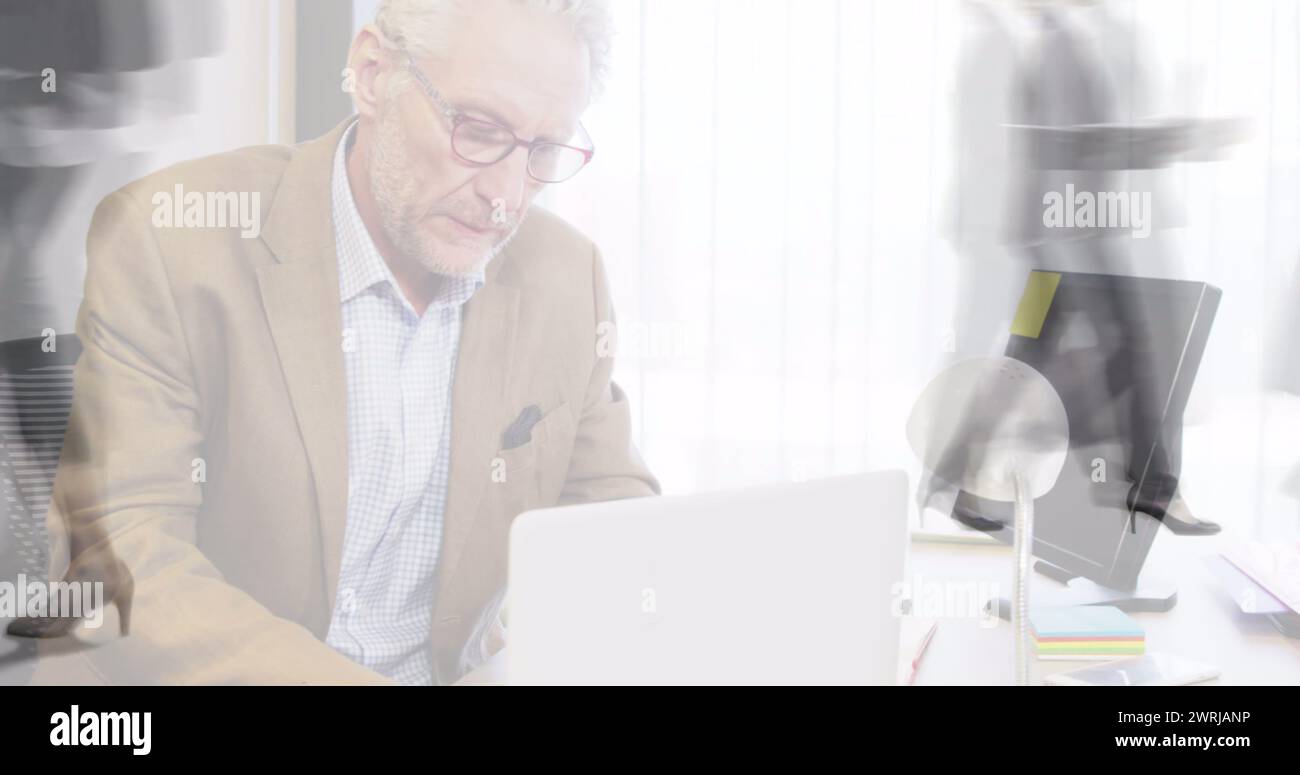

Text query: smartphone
(1044, 653), (1221, 686)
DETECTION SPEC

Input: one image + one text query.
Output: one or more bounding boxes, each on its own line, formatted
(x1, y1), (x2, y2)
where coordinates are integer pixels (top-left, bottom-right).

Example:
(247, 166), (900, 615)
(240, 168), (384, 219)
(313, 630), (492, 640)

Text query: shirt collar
(331, 120), (485, 310)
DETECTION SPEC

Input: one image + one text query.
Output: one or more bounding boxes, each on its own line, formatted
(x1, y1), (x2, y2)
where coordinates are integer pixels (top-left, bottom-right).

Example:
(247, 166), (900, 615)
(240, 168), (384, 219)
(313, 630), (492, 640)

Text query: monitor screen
(952, 271), (1220, 591)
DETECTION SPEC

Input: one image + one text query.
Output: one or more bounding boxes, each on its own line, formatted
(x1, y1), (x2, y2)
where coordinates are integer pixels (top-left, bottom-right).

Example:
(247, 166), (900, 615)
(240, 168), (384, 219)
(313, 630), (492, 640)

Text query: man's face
(369, 1), (592, 276)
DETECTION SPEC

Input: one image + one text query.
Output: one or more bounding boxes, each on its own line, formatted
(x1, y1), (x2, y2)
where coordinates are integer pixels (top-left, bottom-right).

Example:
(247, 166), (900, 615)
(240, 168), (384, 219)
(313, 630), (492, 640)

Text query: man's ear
(346, 24), (389, 121)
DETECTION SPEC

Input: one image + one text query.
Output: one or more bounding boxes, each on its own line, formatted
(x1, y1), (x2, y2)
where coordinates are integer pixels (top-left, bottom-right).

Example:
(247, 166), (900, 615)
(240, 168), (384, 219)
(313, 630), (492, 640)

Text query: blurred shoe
(1126, 487), (1220, 536)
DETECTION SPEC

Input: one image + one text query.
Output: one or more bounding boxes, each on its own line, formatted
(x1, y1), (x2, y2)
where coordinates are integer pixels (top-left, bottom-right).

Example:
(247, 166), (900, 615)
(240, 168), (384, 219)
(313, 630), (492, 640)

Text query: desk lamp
(906, 357), (1069, 685)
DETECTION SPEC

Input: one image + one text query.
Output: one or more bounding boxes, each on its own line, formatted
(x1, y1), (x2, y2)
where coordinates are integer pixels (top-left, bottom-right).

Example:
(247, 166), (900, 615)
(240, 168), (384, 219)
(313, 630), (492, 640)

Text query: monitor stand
(987, 560), (1178, 620)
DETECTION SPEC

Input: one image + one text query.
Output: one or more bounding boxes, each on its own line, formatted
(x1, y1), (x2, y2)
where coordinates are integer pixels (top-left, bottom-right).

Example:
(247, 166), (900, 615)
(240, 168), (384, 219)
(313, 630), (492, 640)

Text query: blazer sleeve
(556, 244), (661, 506)
(33, 190), (393, 685)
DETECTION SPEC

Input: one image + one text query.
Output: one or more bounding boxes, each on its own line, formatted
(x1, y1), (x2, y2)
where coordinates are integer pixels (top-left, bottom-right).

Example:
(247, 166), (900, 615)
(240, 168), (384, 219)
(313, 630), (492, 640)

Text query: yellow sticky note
(1010, 271), (1061, 339)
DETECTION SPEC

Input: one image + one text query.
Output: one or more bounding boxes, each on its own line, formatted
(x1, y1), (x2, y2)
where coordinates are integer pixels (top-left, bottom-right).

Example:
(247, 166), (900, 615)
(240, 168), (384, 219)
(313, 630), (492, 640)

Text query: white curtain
(541, 0), (1300, 540)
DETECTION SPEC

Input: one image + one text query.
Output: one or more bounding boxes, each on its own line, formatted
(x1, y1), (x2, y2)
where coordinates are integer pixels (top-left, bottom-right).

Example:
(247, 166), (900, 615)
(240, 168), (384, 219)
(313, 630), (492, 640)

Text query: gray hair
(374, 0), (613, 98)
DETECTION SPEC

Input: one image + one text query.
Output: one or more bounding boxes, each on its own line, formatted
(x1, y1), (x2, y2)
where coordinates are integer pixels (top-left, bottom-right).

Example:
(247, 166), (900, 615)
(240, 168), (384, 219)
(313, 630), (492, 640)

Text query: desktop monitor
(951, 270), (1221, 591)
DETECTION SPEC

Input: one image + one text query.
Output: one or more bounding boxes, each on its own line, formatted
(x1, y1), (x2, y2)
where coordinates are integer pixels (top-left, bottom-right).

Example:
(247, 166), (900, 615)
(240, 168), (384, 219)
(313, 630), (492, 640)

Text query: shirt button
(340, 588), (358, 615)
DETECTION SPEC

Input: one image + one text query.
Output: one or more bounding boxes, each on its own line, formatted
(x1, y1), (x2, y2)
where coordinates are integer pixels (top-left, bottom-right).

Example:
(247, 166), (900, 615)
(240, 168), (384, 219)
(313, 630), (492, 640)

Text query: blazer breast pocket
(490, 402), (575, 513)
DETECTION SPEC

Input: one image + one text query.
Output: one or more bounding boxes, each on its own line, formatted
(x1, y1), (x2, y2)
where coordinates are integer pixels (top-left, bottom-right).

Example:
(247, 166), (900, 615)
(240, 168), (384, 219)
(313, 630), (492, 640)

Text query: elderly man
(17, 0), (657, 685)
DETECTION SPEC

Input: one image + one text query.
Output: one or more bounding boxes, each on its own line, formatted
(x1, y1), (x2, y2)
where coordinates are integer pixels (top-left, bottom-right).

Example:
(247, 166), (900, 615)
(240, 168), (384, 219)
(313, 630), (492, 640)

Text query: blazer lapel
(256, 120), (353, 616)
(437, 271), (520, 596)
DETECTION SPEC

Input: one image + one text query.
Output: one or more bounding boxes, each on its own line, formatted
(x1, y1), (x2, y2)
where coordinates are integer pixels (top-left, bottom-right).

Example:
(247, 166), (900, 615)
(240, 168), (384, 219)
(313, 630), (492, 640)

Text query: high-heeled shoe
(1126, 484), (1220, 536)
(5, 556), (134, 639)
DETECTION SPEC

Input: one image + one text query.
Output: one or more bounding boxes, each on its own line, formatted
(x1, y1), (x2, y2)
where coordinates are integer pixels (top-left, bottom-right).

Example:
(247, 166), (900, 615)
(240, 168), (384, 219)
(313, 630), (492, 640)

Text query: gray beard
(370, 110), (523, 279)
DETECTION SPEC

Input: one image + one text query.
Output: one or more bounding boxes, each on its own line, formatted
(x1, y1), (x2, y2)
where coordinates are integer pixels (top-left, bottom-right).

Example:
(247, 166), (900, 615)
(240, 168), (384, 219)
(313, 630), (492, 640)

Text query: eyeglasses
(404, 53), (594, 184)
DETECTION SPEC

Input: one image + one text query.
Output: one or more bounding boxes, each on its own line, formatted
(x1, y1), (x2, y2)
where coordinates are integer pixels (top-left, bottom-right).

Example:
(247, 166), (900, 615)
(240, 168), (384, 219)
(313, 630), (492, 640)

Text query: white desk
(459, 527), (1300, 686)
(906, 531), (1300, 685)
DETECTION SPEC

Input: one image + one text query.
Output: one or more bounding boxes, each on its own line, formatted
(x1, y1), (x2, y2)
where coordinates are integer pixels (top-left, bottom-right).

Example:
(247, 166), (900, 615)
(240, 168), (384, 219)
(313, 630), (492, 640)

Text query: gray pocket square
(502, 404), (543, 450)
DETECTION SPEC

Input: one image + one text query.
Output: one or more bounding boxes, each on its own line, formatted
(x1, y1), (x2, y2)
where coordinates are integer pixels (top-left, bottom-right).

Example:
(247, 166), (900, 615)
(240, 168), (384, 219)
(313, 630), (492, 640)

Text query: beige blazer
(32, 118), (658, 685)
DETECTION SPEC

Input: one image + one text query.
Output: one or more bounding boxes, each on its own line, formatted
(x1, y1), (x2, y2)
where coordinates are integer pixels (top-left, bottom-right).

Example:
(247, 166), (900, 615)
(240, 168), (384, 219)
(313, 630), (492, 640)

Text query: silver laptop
(507, 471), (908, 685)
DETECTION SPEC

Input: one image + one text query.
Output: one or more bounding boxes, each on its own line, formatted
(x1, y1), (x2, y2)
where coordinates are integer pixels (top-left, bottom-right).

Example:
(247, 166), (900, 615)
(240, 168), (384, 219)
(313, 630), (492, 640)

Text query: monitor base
(988, 565), (1178, 620)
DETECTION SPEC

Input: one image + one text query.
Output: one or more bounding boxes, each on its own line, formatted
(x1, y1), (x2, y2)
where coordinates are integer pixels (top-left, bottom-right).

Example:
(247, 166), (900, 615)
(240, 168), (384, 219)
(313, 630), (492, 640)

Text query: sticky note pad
(1031, 605), (1145, 660)
(1010, 271), (1061, 339)
(1031, 605), (1143, 639)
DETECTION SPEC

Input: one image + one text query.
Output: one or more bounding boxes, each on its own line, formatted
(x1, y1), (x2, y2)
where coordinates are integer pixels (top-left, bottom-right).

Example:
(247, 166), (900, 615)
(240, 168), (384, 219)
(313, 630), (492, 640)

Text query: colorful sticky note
(1010, 271), (1061, 339)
